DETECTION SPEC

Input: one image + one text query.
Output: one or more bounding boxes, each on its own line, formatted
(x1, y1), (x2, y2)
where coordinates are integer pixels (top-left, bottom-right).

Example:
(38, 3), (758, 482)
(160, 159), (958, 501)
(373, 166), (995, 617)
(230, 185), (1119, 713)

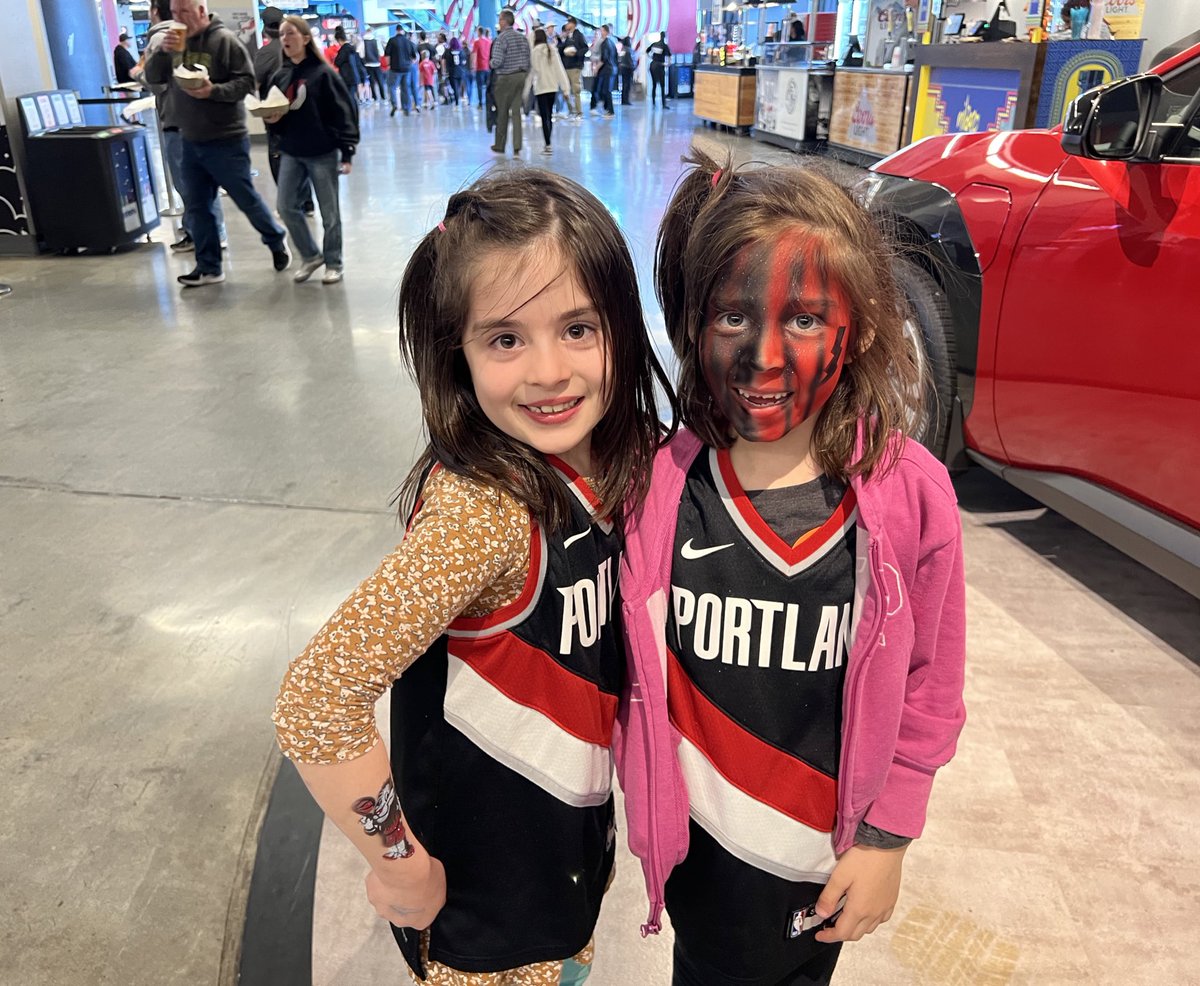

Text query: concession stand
(694, 65), (759, 130)
(827, 66), (911, 160)
(752, 42), (836, 151)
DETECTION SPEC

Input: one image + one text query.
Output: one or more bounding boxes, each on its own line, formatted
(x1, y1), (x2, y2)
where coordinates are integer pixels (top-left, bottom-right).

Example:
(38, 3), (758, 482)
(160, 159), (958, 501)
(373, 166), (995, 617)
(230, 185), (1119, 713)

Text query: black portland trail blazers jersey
(664, 448), (857, 976)
(390, 460), (621, 977)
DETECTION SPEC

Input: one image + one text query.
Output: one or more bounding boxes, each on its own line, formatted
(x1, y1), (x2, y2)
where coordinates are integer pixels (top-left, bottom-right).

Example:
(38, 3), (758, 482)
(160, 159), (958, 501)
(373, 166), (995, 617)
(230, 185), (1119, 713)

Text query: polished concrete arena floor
(2, 98), (1198, 986)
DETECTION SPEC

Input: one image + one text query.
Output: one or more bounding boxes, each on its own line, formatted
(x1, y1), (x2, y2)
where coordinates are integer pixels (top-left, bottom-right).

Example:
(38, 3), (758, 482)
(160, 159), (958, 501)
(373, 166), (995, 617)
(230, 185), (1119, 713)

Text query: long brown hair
(655, 149), (923, 482)
(398, 169), (677, 531)
(280, 15), (322, 61)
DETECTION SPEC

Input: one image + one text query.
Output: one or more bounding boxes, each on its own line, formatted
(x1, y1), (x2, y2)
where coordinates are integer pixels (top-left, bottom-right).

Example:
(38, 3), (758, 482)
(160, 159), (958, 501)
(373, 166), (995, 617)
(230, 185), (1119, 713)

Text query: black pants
(672, 940), (842, 986)
(650, 63), (667, 105)
(365, 65), (386, 99)
(619, 67), (634, 103)
(536, 92), (556, 145)
(448, 73), (462, 103)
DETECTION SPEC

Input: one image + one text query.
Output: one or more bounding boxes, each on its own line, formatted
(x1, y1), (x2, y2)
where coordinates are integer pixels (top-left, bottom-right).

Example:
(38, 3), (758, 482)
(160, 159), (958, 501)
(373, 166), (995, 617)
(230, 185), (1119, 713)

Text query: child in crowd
(419, 50), (437, 108)
(615, 151), (967, 986)
(273, 169), (675, 985)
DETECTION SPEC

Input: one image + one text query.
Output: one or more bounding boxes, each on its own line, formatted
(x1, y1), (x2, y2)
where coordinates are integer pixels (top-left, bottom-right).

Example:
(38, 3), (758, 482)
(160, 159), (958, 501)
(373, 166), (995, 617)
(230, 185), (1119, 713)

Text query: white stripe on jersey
(443, 654), (614, 807)
(679, 736), (837, 883)
(709, 447), (858, 578)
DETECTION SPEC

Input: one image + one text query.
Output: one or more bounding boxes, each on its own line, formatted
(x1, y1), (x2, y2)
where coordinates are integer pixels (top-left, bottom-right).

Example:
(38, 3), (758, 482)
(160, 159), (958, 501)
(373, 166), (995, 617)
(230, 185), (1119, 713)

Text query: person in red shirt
(418, 50), (437, 108)
(472, 26), (492, 107)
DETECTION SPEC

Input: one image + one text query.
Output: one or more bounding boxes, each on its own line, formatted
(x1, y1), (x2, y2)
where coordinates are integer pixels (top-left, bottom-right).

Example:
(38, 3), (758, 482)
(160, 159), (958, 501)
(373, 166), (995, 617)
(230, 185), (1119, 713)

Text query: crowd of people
(129, 0), (676, 288)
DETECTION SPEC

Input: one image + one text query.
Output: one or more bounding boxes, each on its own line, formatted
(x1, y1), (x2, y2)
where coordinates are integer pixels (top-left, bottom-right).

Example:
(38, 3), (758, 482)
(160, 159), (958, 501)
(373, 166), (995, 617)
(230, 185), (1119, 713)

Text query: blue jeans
(163, 128), (225, 241)
(181, 135), (284, 274)
(594, 68), (614, 113)
(405, 63), (420, 111)
(389, 64), (418, 112)
(475, 69), (490, 105)
(277, 151), (342, 269)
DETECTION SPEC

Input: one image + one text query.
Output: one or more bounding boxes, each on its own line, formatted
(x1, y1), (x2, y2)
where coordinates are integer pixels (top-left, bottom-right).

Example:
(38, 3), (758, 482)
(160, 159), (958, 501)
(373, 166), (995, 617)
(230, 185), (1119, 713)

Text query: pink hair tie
(437, 221), (446, 232)
(711, 169), (722, 188)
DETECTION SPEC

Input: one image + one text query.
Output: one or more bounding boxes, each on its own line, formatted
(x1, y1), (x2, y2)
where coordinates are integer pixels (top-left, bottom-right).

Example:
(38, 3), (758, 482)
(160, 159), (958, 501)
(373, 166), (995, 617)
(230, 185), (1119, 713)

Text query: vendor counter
(828, 67), (911, 160)
(693, 66), (757, 129)
(751, 44), (835, 152)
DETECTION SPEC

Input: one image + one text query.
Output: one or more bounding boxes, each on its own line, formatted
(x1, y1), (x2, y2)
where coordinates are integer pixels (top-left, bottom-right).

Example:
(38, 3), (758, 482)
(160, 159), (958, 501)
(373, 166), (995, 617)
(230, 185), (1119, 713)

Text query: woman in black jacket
(333, 27), (368, 104)
(266, 16), (360, 285)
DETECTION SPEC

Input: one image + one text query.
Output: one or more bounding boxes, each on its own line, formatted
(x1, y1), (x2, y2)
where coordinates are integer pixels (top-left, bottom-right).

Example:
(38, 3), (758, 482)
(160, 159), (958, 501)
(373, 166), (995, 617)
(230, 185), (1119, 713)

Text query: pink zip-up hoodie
(612, 427), (967, 935)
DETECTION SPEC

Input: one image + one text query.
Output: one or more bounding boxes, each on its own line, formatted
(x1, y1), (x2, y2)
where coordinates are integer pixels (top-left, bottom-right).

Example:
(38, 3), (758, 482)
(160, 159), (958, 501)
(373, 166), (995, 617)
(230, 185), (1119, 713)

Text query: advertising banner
(1100, 0), (1145, 39)
(911, 65), (1021, 140)
(829, 71), (909, 156)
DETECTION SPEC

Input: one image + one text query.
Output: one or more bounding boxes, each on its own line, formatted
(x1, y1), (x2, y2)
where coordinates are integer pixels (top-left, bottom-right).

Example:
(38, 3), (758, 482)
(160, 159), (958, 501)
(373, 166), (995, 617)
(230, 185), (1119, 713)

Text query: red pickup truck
(864, 43), (1200, 597)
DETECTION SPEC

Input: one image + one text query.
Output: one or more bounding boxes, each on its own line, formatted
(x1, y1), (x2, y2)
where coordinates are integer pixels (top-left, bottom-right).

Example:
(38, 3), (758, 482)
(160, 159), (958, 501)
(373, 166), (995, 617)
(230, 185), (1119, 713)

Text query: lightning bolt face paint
(700, 231), (851, 444)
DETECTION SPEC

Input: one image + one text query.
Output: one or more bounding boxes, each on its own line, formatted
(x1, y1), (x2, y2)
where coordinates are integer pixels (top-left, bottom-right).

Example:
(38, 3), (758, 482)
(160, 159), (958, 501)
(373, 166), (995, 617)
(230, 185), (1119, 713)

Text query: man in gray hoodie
(134, 0), (227, 253)
(145, 0), (288, 287)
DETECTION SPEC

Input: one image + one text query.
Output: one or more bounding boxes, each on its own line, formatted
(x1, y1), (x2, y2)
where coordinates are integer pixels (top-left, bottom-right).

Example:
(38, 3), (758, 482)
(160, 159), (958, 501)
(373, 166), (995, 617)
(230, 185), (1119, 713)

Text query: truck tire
(895, 257), (957, 461)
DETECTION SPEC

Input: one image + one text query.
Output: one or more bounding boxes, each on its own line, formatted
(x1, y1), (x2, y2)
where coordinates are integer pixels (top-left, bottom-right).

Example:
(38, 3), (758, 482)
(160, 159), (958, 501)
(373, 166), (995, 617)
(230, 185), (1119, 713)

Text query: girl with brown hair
(616, 151), (967, 985)
(273, 168), (676, 985)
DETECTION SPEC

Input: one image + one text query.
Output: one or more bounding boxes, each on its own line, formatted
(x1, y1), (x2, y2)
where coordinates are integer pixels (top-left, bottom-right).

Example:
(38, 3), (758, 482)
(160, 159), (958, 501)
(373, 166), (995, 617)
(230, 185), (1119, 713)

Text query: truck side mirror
(1061, 74), (1162, 162)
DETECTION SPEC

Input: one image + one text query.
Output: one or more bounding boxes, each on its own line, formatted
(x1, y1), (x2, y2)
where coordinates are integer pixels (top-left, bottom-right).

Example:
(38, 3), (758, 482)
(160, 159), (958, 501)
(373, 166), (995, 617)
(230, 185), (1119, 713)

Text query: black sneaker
(170, 233), (195, 253)
(272, 245), (291, 271)
(177, 268), (225, 288)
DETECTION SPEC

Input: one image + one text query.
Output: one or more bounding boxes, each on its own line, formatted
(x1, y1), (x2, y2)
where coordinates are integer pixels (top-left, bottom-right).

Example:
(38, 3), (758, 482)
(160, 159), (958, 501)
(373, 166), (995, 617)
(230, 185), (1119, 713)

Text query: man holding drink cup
(557, 18), (587, 120)
(145, 0), (289, 288)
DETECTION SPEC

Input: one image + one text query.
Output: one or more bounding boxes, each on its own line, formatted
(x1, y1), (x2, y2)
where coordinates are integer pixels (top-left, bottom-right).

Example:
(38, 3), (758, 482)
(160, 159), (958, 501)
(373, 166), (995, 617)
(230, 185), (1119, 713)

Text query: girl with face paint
(611, 152), (967, 986)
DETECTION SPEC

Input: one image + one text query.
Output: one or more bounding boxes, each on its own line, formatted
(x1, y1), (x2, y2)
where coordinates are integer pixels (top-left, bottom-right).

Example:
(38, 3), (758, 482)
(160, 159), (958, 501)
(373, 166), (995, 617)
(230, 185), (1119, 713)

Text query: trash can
(17, 89), (159, 252)
(669, 60), (694, 99)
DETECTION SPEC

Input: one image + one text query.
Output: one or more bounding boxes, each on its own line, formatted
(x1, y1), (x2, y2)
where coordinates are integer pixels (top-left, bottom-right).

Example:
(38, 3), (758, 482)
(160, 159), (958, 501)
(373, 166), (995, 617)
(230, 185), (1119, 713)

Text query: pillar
(478, 0), (500, 37)
(39, 0), (113, 124)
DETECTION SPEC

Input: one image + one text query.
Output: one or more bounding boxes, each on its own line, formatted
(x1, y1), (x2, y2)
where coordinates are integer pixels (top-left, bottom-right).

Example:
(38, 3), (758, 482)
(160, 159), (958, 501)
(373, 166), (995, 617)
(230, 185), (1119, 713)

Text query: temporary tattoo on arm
(352, 780), (415, 859)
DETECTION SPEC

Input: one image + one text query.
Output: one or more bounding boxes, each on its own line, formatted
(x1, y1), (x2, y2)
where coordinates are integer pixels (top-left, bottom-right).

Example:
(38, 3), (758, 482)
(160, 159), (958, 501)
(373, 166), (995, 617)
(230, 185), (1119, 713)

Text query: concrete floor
(1, 99), (1197, 986)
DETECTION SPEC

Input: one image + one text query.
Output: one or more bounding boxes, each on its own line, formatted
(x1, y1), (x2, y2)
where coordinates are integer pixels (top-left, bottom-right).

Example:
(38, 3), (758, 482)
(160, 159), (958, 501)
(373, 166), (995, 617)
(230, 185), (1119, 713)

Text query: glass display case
(759, 41), (835, 68)
(752, 44), (836, 150)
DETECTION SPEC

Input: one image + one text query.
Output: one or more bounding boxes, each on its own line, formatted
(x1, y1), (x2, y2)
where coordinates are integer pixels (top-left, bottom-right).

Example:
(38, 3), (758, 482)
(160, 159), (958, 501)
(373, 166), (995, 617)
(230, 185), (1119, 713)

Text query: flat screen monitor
(945, 12), (965, 34)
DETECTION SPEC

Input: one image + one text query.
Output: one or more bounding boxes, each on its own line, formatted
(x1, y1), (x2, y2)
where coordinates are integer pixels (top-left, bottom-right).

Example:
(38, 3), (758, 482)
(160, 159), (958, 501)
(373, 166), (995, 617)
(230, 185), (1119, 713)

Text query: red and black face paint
(699, 230), (851, 444)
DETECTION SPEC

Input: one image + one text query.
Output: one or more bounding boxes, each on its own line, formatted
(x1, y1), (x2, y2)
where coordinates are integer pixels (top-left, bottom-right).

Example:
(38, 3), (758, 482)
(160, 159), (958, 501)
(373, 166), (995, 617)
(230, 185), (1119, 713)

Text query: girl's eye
(564, 323), (596, 341)
(789, 313), (822, 332)
(491, 333), (520, 350)
(715, 312), (745, 330)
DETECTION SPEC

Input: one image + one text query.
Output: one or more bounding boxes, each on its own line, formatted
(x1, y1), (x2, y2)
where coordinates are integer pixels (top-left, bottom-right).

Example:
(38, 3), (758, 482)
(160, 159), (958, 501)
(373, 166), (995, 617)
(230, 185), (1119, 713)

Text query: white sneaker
(321, 267), (344, 285)
(293, 256), (324, 283)
(541, 145), (553, 155)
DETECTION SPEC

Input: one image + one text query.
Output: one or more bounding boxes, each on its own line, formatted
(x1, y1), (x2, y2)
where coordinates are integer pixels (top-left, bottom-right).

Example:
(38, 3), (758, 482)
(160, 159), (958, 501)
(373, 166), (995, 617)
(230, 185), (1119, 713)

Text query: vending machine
(17, 89), (159, 252)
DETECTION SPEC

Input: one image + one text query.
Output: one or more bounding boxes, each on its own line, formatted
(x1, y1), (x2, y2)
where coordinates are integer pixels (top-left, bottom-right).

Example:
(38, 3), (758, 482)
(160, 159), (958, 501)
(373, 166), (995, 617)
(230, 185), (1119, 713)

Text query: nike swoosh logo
(564, 529), (590, 549)
(680, 538), (733, 560)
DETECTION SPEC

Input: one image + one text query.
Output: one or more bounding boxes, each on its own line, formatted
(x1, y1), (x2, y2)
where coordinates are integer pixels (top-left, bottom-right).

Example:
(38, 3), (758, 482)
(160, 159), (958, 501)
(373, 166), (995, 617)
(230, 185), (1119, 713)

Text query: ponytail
(653, 149), (733, 360)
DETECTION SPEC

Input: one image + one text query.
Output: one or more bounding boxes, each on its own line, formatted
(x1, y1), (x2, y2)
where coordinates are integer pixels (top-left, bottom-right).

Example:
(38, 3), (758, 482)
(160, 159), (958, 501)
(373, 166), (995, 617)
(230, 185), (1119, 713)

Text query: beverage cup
(164, 21), (187, 50)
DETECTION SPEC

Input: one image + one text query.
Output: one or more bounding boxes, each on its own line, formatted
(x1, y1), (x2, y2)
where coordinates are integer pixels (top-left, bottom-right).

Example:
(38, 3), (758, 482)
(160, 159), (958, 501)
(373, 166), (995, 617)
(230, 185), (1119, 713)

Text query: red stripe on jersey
(449, 522), (543, 633)
(547, 454), (611, 524)
(715, 448), (858, 562)
(667, 648), (836, 832)
(451, 631), (617, 747)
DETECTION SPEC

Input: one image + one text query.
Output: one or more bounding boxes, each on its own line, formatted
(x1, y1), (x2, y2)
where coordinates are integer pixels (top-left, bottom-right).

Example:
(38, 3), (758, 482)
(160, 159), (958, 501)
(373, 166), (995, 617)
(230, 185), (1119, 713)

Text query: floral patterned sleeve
(273, 470), (531, 764)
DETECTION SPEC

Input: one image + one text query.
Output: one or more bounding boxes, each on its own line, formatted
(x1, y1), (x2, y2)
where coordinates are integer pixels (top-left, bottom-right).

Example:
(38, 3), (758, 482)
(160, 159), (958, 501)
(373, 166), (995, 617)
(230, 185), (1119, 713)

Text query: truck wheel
(895, 257), (957, 461)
